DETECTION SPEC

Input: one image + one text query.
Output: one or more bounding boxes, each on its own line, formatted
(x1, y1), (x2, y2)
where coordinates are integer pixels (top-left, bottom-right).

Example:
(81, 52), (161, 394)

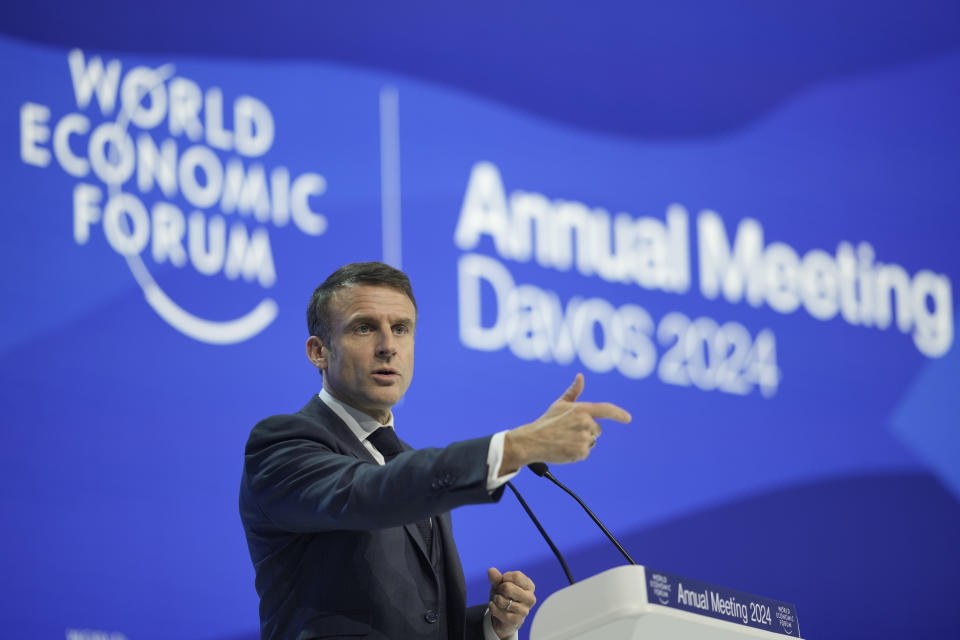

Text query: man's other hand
(487, 567), (535, 639)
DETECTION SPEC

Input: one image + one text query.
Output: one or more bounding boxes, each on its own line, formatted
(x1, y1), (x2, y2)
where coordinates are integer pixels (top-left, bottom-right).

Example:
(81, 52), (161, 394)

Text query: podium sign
(531, 566), (802, 640)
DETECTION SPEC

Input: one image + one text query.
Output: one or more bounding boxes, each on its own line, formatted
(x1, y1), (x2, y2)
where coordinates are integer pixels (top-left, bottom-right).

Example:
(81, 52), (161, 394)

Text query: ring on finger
(505, 598), (513, 612)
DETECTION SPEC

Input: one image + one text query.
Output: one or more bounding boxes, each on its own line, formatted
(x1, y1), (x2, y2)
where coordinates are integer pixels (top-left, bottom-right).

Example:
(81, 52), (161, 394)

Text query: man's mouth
(371, 368), (399, 381)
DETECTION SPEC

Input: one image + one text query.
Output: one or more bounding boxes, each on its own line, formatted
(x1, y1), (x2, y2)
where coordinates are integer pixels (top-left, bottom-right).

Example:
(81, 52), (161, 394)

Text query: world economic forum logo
(19, 49), (329, 344)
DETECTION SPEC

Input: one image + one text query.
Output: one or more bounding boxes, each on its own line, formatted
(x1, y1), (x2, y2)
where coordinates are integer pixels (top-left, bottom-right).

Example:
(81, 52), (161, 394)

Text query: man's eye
(393, 325), (409, 335)
(355, 325), (371, 334)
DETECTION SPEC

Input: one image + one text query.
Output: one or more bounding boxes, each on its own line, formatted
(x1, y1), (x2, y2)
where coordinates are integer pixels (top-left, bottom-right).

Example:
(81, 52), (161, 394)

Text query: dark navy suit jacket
(239, 396), (504, 639)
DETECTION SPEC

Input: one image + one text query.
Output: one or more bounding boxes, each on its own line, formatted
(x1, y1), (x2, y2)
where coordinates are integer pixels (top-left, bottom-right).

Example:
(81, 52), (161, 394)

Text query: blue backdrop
(1, 3), (958, 639)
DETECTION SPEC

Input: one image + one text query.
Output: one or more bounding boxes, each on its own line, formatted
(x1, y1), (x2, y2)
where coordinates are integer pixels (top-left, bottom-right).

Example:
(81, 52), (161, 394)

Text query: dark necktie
(367, 427), (434, 553)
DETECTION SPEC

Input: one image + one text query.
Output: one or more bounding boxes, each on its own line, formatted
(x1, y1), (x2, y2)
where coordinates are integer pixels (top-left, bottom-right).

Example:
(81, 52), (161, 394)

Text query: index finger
(500, 570), (535, 591)
(580, 402), (632, 423)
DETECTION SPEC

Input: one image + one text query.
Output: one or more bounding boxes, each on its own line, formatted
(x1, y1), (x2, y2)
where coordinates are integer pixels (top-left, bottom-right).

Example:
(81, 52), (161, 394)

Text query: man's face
(311, 284), (416, 423)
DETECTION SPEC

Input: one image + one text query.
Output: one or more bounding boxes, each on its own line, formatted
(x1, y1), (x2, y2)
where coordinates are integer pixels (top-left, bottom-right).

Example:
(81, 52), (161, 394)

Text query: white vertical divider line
(379, 86), (402, 269)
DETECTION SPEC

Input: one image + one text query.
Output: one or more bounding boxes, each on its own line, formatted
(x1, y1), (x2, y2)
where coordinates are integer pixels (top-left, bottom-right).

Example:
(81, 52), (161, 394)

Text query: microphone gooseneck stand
(506, 481), (575, 585)
(527, 462), (637, 566)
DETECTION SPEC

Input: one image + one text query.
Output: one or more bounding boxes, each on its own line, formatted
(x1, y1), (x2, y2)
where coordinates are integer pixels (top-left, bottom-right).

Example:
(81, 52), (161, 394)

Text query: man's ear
(306, 336), (328, 371)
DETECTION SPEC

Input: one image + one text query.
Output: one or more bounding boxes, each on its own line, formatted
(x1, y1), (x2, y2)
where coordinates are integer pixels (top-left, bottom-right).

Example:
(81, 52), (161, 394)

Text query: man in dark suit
(239, 262), (631, 639)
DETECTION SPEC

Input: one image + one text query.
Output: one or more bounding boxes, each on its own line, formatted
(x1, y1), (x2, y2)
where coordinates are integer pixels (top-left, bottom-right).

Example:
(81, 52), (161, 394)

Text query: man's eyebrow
(346, 314), (376, 326)
(346, 314), (415, 326)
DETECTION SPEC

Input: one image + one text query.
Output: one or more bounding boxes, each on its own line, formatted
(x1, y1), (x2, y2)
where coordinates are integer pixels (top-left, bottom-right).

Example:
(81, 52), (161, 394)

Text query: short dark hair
(307, 262), (417, 344)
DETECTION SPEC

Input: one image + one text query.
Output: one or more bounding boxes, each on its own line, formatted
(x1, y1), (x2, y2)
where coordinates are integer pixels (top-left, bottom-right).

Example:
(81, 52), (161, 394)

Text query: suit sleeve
(465, 604), (489, 640)
(242, 415), (504, 533)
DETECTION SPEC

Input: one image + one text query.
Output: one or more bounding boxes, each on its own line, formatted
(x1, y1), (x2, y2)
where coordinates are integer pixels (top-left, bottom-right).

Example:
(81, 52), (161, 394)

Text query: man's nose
(376, 332), (397, 357)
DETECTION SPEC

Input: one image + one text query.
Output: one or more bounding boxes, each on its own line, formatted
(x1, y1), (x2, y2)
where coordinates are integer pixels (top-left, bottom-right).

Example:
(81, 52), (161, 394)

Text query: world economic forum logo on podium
(776, 604), (798, 636)
(647, 571), (673, 605)
(19, 49), (330, 344)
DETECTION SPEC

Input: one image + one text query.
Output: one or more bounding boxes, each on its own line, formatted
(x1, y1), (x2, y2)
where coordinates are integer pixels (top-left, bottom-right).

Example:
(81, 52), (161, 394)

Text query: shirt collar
(318, 387), (394, 444)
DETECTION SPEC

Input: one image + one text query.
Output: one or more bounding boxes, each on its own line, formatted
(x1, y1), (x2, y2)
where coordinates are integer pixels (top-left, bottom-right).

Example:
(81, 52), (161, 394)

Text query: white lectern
(530, 566), (802, 640)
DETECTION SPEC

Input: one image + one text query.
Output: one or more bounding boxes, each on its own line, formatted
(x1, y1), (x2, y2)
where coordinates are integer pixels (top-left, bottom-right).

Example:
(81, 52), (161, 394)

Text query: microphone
(506, 481), (575, 585)
(527, 462), (637, 566)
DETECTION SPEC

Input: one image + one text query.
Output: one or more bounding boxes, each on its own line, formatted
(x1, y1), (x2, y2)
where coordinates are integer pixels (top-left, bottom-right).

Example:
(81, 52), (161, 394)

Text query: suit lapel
(399, 441), (436, 563)
(404, 522), (431, 559)
(298, 395), (378, 463)
(301, 396), (438, 565)
(437, 512), (467, 636)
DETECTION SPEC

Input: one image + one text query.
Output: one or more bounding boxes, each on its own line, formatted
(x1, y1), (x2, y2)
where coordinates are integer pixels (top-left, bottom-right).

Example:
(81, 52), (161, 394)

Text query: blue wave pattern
(0, 3), (958, 639)
(467, 472), (960, 640)
(2, 1), (960, 138)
